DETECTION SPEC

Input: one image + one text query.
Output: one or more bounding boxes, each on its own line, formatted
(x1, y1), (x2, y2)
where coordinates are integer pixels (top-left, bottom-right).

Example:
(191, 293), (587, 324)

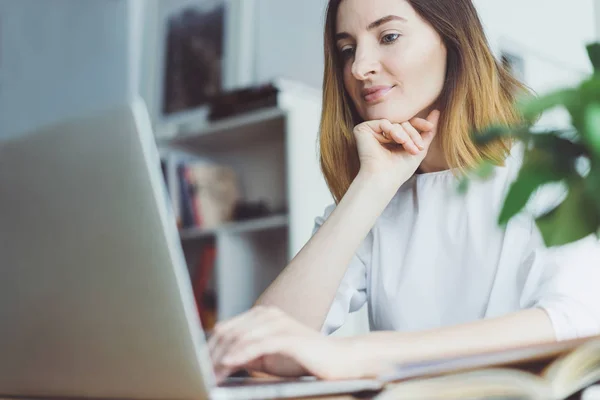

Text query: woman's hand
(354, 109), (440, 188)
(208, 306), (390, 383)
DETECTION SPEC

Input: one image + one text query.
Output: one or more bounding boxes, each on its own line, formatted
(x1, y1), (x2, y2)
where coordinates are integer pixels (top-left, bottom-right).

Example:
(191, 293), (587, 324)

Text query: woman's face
(336, 0), (447, 123)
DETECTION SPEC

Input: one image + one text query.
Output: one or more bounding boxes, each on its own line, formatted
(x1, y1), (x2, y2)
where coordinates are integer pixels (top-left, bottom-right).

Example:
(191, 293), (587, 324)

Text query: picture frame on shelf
(162, 0), (225, 117)
(142, 0), (258, 139)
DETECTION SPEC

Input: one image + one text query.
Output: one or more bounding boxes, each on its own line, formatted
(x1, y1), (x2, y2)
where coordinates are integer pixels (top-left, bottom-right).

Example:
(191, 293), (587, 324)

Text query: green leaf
(457, 161), (495, 194)
(498, 151), (565, 225)
(473, 123), (534, 147)
(571, 77), (600, 131)
(577, 76), (600, 104)
(587, 42), (600, 73)
(457, 177), (469, 194)
(535, 179), (600, 247)
(473, 125), (514, 145)
(518, 89), (576, 122)
(584, 102), (600, 158)
(529, 133), (587, 166)
(584, 161), (600, 217)
(474, 160), (495, 179)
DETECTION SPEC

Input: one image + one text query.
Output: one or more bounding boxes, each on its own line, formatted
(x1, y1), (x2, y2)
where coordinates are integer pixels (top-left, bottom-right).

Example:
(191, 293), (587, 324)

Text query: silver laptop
(0, 99), (382, 400)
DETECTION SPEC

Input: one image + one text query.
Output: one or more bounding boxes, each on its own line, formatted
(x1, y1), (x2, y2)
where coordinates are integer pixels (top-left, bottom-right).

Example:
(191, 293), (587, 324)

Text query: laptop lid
(0, 99), (216, 399)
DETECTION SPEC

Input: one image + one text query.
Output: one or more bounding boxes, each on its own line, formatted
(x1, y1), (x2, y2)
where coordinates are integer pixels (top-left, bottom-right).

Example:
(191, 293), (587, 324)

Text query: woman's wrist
(335, 334), (404, 378)
(354, 169), (407, 202)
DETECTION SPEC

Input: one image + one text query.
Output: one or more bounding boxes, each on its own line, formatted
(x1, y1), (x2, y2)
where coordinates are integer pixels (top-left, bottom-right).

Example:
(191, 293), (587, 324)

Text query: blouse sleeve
(312, 204), (371, 335)
(519, 227), (600, 341)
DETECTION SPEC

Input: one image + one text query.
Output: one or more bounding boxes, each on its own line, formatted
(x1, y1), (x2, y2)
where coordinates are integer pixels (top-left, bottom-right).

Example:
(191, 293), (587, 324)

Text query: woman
(208, 0), (600, 382)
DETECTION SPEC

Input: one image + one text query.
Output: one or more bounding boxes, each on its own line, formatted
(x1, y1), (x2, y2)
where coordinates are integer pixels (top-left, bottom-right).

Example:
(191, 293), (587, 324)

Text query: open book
(375, 334), (600, 400)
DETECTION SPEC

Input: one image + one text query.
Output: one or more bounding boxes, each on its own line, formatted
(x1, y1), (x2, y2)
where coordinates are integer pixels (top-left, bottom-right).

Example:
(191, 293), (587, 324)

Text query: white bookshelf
(157, 79), (334, 321)
(157, 107), (286, 154)
(179, 214), (288, 241)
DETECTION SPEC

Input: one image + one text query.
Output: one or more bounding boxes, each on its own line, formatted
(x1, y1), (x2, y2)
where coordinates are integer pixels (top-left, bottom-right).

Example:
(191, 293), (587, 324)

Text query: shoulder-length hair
(320, 0), (529, 202)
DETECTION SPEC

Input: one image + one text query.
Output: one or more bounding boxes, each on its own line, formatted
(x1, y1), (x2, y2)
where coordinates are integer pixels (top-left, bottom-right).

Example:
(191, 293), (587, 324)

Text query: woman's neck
(418, 136), (449, 173)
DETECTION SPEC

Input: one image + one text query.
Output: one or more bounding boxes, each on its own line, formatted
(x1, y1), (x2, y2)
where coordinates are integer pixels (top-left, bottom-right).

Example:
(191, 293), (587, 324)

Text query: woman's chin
(363, 111), (417, 124)
(361, 104), (419, 124)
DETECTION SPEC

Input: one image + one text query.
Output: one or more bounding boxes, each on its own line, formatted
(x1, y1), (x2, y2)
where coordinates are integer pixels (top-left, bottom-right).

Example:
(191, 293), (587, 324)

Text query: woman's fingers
(215, 316), (285, 368)
(368, 120), (421, 154)
(409, 117), (435, 133)
(213, 338), (293, 383)
(389, 124), (420, 155)
(401, 122), (425, 151)
(357, 110), (441, 154)
(209, 307), (273, 363)
(359, 120), (413, 152)
(220, 322), (290, 367)
(221, 336), (294, 370)
(410, 110), (440, 145)
(209, 305), (301, 378)
(373, 119), (395, 144)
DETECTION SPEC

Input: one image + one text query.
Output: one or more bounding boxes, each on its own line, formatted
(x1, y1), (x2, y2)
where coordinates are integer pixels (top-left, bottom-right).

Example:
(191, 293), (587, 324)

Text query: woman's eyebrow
(335, 15), (407, 42)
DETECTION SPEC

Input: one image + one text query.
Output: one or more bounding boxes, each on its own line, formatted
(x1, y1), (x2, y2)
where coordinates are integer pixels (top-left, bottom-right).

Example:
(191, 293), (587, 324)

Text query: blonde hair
(320, 0), (529, 202)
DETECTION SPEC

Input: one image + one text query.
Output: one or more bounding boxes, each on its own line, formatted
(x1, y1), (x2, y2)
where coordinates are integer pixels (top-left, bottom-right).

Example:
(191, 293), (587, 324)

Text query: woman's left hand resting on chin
(208, 305), (389, 383)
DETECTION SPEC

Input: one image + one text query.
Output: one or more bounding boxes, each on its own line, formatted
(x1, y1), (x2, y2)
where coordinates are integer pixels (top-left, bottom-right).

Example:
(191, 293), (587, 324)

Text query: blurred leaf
(457, 177), (469, 194)
(529, 133), (587, 163)
(584, 102), (600, 158)
(473, 125), (514, 145)
(474, 160), (496, 179)
(457, 161), (496, 194)
(518, 89), (576, 122)
(584, 161), (600, 216)
(459, 42), (600, 247)
(535, 179), (600, 247)
(577, 76), (600, 104)
(570, 77), (600, 132)
(587, 42), (600, 73)
(498, 150), (566, 225)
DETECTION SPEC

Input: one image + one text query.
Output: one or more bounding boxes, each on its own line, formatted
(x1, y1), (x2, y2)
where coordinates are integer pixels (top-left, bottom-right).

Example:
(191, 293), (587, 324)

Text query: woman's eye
(382, 33), (400, 44)
(340, 47), (355, 60)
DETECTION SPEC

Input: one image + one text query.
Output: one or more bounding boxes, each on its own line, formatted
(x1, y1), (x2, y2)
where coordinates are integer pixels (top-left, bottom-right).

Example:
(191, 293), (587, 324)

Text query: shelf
(179, 214), (289, 241)
(159, 107), (287, 155)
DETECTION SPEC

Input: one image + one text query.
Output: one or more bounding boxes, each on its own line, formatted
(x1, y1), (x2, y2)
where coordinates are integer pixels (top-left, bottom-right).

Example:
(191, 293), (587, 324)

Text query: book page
(375, 369), (551, 400)
(543, 339), (600, 399)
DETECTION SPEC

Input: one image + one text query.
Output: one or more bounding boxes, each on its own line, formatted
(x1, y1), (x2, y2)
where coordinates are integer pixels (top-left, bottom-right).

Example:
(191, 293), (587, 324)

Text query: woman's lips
(363, 86), (395, 103)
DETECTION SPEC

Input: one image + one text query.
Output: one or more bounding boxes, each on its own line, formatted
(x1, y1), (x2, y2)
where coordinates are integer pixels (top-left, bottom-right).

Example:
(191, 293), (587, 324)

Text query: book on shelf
(372, 333), (600, 400)
(190, 242), (217, 332)
(175, 161), (240, 230)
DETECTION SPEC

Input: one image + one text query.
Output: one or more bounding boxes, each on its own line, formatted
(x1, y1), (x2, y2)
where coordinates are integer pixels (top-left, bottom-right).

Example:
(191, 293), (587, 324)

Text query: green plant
(461, 43), (600, 247)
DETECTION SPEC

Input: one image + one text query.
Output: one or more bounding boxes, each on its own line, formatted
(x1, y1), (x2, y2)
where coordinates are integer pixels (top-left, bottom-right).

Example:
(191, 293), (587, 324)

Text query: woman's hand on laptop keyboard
(207, 306), (388, 383)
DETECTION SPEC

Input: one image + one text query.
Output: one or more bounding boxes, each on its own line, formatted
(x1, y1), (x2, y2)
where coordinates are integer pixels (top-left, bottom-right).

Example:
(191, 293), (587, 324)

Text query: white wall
(254, 0), (327, 89)
(475, 0), (595, 87)
(474, 0), (596, 129)
(0, 0), (143, 139)
(475, 0), (596, 126)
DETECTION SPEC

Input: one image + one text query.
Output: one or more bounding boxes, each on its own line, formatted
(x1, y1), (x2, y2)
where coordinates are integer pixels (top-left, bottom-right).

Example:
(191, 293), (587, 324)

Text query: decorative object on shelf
(179, 162), (241, 230)
(208, 82), (279, 121)
(232, 200), (272, 221)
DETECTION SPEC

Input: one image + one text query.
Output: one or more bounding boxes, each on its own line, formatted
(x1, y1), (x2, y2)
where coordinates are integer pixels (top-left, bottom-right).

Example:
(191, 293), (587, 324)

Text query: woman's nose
(351, 48), (380, 80)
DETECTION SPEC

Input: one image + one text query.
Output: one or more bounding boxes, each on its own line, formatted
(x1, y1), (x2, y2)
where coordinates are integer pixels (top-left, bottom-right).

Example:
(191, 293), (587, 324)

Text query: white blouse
(315, 149), (600, 340)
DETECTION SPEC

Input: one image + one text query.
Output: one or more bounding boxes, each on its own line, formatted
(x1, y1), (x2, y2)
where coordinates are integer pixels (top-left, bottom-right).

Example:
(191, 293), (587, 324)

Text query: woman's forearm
(256, 171), (399, 330)
(348, 308), (556, 375)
